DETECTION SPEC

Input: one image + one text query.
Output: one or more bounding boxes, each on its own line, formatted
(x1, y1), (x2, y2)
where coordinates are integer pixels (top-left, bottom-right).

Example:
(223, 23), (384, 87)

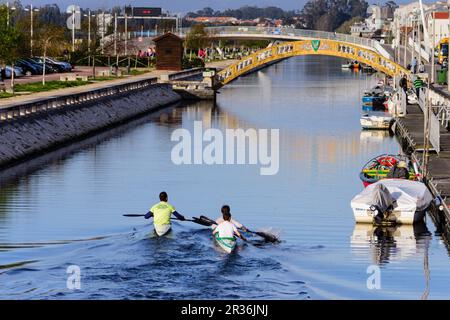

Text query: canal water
(1, 56), (450, 299)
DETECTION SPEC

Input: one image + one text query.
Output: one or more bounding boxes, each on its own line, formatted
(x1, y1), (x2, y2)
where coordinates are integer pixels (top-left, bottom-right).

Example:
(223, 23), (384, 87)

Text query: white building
(426, 11), (449, 47)
(350, 22), (373, 37)
(97, 13), (113, 36)
(366, 5), (385, 31)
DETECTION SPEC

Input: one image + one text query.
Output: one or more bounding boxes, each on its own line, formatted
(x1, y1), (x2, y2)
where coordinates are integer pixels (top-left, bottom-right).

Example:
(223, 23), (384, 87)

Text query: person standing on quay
(399, 74), (409, 104)
(411, 56), (417, 74)
(413, 76), (425, 99)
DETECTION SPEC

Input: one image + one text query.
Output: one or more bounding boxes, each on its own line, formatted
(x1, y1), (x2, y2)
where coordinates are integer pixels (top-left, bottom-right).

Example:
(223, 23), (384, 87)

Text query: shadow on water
(0, 102), (184, 186)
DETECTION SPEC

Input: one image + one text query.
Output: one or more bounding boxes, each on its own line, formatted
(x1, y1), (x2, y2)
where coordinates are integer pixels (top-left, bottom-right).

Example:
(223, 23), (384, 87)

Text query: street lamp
(6, 1), (17, 27)
(24, 5), (40, 57)
(83, 11), (96, 53)
(68, 7), (81, 52)
(447, 0), (450, 91)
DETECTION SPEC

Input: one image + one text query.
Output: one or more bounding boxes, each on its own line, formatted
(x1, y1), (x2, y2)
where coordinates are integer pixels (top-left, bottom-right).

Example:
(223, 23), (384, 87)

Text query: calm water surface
(1, 56), (450, 299)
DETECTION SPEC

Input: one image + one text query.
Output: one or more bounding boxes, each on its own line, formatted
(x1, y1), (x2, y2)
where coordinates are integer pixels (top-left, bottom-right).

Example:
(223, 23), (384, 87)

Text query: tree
(34, 24), (65, 85)
(336, 16), (364, 34)
(185, 24), (209, 59)
(0, 4), (22, 92)
(300, 0), (368, 31)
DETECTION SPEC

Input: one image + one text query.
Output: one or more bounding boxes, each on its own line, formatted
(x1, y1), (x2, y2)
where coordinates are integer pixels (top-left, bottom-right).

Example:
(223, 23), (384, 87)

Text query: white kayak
(154, 224), (171, 236)
(350, 179), (433, 224)
(214, 233), (236, 254)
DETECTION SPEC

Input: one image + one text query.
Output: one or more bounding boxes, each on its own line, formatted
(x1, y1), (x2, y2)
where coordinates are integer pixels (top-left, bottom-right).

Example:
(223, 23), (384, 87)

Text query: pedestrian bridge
(215, 39), (409, 88)
(180, 26), (394, 60)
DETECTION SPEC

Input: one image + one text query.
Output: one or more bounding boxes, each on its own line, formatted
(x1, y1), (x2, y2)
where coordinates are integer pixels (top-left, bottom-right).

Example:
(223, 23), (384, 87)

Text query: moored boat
(342, 61), (362, 69)
(359, 154), (416, 187)
(214, 233), (236, 254)
(350, 179), (433, 225)
(360, 113), (393, 130)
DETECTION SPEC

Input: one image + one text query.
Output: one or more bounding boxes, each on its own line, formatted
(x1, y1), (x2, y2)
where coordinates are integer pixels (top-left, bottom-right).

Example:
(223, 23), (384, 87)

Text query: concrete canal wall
(0, 81), (181, 168)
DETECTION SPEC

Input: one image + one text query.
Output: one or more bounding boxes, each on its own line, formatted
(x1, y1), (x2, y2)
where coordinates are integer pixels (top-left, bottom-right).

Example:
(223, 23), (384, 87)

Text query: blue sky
(7, 0), (414, 14)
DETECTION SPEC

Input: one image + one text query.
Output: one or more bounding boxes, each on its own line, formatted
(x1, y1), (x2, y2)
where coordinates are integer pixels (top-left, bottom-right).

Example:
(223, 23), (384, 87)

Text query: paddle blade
(192, 217), (214, 227)
(254, 231), (280, 243)
(199, 215), (217, 225)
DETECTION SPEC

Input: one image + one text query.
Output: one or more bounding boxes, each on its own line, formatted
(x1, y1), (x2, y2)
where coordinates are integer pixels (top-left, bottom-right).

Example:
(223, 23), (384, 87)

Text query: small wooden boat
(214, 233), (236, 254)
(359, 154), (416, 187)
(342, 61), (361, 69)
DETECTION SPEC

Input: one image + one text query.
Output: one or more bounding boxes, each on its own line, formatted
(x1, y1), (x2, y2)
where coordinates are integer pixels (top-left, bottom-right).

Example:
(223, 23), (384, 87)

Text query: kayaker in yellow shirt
(145, 191), (185, 236)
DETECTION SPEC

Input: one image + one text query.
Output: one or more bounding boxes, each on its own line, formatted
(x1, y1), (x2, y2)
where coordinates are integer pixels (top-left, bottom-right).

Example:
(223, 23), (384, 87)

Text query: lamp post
(114, 12), (117, 57)
(24, 5), (40, 57)
(447, 0), (450, 91)
(69, 7), (81, 52)
(84, 11), (96, 52)
(125, 13), (128, 56)
(101, 12), (105, 55)
(84, 11), (96, 66)
(6, 1), (17, 27)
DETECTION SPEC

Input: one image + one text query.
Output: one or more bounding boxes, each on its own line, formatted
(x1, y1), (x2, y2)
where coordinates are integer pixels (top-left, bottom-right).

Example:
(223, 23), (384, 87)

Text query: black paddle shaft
(123, 214), (196, 222)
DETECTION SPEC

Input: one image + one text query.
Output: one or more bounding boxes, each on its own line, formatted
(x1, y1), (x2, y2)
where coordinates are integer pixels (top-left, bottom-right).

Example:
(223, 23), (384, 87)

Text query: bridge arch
(216, 39), (409, 87)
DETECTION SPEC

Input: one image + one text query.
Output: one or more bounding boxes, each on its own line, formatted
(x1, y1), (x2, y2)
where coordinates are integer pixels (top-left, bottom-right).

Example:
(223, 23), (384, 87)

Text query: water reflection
(351, 222), (432, 265)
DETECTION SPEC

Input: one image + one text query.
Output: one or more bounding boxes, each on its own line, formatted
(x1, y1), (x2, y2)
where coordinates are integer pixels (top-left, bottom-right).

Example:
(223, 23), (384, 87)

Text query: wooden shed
(154, 32), (183, 71)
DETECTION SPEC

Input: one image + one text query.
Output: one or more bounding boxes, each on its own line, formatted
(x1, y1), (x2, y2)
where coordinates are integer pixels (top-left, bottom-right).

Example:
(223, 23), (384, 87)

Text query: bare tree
(35, 24), (65, 85)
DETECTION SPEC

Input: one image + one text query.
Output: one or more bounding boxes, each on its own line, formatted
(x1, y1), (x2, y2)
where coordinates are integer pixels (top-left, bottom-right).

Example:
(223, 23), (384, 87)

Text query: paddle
(123, 214), (212, 226)
(198, 215), (279, 243)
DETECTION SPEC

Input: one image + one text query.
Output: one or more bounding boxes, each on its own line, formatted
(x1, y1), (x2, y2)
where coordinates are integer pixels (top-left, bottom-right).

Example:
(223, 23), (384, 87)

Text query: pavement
(2, 66), (110, 88)
(0, 69), (173, 108)
(0, 60), (236, 108)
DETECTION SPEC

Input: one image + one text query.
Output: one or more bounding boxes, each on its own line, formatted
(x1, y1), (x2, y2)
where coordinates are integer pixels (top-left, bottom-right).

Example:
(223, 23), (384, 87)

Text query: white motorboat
(350, 179), (433, 224)
(360, 113), (393, 130)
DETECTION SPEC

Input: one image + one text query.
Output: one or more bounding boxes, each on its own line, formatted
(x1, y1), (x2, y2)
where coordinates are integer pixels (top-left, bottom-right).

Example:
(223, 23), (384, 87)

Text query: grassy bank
(0, 69), (153, 99)
(14, 80), (91, 93)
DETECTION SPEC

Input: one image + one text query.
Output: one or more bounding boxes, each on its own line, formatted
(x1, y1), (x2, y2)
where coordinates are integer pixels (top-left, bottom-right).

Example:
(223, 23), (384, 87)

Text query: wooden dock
(395, 103), (450, 222)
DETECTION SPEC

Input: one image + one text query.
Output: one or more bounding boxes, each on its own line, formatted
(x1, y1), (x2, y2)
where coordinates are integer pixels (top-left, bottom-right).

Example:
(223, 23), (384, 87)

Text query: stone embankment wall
(0, 84), (181, 168)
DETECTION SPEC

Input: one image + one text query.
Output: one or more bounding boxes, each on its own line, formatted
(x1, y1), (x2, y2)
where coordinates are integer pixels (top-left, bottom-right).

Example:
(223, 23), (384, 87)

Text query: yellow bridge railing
(216, 39), (410, 87)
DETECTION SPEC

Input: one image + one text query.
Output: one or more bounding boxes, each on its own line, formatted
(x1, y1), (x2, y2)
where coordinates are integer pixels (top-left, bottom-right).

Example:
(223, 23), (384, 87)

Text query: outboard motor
(369, 183), (395, 224)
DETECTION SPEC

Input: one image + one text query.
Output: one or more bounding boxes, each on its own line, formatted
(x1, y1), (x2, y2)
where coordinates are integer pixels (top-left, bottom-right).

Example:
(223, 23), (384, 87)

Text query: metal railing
(0, 77), (159, 122)
(418, 87), (440, 153)
(178, 26), (393, 59)
(428, 86), (450, 129)
(159, 68), (204, 82)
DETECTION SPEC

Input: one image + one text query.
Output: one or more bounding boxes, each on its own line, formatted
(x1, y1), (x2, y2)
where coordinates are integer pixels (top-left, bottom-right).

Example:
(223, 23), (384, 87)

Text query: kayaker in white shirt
(212, 205), (248, 232)
(212, 210), (246, 241)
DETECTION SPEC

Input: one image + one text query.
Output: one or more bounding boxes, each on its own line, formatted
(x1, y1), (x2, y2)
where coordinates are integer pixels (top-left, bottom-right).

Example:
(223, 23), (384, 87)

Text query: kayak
(214, 233), (236, 254)
(154, 224), (171, 236)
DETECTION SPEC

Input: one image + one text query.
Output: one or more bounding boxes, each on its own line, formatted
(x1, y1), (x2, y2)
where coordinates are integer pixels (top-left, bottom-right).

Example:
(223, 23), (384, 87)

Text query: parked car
(31, 57), (71, 73)
(3, 66), (25, 78)
(46, 57), (73, 72)
(16, 59), (43, 75)
(24, 58), (58, 74)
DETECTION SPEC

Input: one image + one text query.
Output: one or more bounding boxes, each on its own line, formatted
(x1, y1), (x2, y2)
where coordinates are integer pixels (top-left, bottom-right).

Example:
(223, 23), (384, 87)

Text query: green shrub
(182, 57), (205, 69)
